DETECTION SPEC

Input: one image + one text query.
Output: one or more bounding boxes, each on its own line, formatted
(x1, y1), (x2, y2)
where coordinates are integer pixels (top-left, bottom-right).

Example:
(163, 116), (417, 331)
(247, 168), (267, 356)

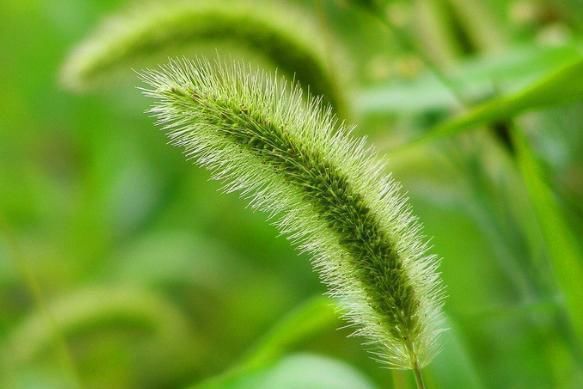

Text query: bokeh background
(1, 0), (582, 388)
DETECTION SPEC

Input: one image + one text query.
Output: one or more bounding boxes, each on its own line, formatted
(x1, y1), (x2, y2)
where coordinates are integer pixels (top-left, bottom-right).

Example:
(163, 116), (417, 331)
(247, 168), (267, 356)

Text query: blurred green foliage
(1, 0), (582, 388)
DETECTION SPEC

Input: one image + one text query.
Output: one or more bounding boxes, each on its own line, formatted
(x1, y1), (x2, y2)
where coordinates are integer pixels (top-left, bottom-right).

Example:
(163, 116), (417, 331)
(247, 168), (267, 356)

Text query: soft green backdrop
(1, 0), (582, 388)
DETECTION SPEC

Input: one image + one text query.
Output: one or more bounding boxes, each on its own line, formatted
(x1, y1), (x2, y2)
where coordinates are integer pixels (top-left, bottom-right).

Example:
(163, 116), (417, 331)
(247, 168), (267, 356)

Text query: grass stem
(412, 360), (426, 389)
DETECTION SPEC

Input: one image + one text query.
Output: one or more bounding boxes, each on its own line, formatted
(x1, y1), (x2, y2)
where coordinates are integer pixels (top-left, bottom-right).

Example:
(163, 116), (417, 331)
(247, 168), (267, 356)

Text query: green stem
(412, 360), (426, 389)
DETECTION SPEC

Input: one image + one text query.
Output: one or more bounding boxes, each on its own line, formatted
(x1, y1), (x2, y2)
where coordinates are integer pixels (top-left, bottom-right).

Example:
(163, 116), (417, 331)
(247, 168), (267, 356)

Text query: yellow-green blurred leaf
(413, 57), (583, 145)
(512, 129), (583, 347)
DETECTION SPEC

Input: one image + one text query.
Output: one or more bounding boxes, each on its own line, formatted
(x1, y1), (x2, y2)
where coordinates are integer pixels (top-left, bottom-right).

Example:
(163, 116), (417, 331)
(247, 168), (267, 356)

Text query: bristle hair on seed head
(140, 58), (445, 369)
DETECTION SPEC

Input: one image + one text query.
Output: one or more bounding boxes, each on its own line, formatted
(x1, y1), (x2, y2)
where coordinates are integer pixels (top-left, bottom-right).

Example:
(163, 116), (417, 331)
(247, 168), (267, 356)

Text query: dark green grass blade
(512, 128), (583, 347)
(404, 57), (583, 148)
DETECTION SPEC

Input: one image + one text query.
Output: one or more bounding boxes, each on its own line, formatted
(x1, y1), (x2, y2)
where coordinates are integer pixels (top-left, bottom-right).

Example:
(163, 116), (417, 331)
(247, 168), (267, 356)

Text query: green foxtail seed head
(61, 0), (347, 115)
(5, 287), (195, 365)
(140, 58), (445, 369)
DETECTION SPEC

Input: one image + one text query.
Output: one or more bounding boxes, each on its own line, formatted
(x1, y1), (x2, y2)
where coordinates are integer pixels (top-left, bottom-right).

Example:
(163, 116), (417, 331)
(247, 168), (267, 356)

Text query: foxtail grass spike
(6, 287), (196, 364)
(61, 0), (346, 114)
(140, 58), (445, 369)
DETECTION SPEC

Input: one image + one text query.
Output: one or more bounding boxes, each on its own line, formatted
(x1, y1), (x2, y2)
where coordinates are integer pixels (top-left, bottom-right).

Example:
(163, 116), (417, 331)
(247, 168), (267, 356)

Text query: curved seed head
(61, 0), (347, 115)
(140, 58), (445, 369)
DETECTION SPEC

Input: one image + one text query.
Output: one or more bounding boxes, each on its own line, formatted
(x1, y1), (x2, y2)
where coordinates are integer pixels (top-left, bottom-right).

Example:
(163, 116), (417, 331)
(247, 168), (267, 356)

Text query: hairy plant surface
(62, 0), (345, 113)
(141, 59), (445, 369)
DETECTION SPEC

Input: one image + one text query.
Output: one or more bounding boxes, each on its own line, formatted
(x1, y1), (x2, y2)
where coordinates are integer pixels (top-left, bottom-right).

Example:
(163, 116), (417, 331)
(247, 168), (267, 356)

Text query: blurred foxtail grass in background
(1, 0), (583, 388)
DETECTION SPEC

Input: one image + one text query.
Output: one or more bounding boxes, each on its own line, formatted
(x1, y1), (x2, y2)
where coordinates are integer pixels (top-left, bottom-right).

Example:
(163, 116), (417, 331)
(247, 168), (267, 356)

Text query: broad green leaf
(356, 42), (583, 114)
(409, 57), (583, 146)
(193, 296), (338, 388)
(197, 353), (376, 389)
(239, 296), (338, 370)
(512, 129), (583, 347)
